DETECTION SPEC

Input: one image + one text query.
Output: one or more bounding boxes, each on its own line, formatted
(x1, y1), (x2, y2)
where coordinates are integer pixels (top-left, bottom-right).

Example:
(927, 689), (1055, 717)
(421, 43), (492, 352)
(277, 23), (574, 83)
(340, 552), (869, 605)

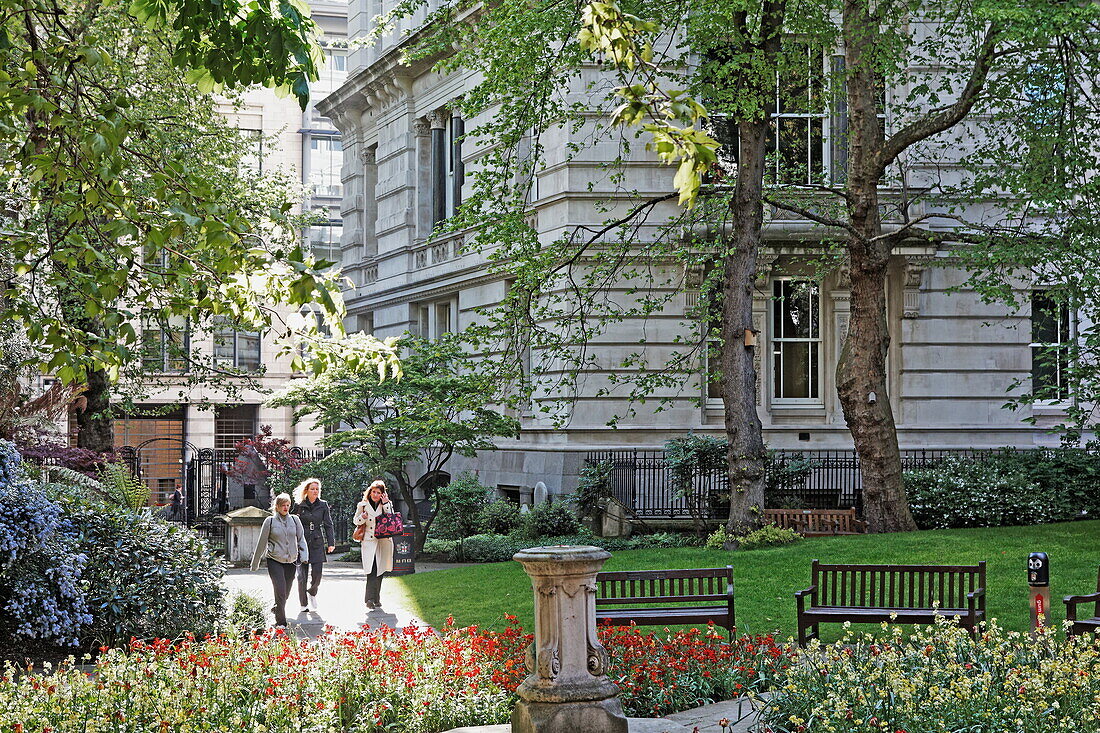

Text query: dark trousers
(267, 559), (297, 626)
(297, 561), (323, 606)
(364, 556), (385, 605)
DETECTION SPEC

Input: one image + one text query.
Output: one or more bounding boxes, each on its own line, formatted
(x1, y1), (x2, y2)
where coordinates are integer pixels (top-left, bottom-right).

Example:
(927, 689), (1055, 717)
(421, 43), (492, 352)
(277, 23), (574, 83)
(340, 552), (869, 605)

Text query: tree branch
(875, 23), (1003, 175)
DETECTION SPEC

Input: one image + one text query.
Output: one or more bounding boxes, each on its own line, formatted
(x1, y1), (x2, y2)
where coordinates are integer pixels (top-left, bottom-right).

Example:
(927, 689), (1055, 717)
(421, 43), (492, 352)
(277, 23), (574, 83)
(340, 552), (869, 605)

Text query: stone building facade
(319, 5), (1075, 502)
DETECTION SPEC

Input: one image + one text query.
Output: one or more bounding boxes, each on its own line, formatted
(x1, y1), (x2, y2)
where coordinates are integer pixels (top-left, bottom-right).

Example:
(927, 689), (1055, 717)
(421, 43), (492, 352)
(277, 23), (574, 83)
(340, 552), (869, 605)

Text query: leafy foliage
(571, 460), (614, 519)
(429, 473), (494, 540)
(477, 500), (523, 536)
(904, 450), (1100, 530)
(734, 524), (802, 551)
(228, 592), (267, 635)
(224, 425), (308, 487)
(71, 507), (226, 646)
(762, 618), (1100, 733)
(270, 336), (518, 545)
(0, 0), (398, 400)
(516, 500), (582, 539)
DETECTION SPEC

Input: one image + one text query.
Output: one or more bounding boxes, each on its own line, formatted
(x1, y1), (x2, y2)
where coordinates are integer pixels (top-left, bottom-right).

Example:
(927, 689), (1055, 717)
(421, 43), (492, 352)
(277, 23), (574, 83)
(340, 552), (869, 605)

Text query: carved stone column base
(512, 698), (629, 733)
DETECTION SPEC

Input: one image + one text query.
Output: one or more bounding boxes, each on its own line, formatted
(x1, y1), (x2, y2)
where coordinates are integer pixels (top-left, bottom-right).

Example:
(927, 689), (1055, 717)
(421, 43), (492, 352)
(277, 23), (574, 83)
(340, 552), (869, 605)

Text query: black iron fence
(585, 447), (1070, 520)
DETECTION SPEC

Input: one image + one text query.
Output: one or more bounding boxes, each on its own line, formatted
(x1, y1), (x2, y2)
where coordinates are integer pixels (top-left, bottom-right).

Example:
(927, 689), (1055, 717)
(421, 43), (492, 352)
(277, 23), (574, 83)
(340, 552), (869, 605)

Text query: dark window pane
(776, 342), (811, 399)
(238, 332), (261, 371)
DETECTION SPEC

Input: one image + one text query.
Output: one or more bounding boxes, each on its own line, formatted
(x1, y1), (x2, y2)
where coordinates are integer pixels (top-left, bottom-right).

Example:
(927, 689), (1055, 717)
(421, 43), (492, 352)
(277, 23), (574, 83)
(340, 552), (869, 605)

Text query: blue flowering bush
(0, 440), (91, 653)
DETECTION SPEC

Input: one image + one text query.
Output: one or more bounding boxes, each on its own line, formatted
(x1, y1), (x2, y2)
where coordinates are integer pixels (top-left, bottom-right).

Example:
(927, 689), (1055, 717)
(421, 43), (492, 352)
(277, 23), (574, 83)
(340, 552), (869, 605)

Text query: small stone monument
(222, 506), (270, 567)
(511, 545), (628, 733)
(532, 481), (548, 506)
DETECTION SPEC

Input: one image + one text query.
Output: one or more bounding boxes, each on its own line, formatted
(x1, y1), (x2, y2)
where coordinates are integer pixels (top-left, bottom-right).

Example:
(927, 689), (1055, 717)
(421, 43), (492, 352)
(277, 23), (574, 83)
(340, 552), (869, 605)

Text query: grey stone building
(318, 7), (1075, 503)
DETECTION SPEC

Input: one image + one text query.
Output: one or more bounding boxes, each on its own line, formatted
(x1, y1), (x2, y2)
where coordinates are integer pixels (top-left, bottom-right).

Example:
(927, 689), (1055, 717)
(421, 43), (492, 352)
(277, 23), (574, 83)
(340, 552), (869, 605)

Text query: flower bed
(1, 619), (790, 731)
(757, 618), (1100, 733)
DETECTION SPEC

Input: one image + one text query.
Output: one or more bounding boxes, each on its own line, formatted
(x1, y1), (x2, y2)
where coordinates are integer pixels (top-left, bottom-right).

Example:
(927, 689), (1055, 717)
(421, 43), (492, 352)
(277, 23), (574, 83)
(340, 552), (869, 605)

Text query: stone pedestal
(223, 506), (270, 567)
(511, 545), (628, 733)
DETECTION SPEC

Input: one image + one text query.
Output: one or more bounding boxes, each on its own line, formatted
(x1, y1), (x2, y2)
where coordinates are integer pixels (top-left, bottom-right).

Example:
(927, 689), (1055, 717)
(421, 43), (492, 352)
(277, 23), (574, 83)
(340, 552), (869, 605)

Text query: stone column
(511, 545), (627, 733)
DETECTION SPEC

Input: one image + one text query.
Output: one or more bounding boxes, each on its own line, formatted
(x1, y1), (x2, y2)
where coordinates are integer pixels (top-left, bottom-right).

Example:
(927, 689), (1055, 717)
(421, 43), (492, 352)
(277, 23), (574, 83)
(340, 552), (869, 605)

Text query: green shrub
(456, 534), (526, 563)
(477, 499), (522, 535)
(72, 507), (226, 645)
(229, 592), (266, 635)
(735, 524), (802, 551)
(704, 525), (728, 550)
(430, 473), (493, 540)
(905, 458), (1054, 529)
(571, 460), (613, 518)
(339, 547), (361, 563)
(419, 538), (459, 562)
(518, 500), (581, 539)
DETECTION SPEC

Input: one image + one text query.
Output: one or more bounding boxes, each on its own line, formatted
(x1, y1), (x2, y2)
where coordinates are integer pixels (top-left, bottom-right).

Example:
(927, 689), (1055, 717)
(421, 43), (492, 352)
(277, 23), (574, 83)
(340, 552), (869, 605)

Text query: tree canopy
(268, 335), (519, 546)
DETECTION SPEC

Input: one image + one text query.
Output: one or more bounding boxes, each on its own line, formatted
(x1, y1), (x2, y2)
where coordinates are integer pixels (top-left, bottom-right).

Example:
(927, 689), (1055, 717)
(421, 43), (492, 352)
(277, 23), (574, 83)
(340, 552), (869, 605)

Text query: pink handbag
(374, 510), (404, 539)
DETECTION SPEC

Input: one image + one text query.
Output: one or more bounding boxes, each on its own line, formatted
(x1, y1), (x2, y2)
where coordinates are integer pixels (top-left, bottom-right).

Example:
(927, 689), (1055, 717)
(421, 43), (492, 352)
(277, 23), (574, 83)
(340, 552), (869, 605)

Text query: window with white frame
(212, 318), (262, 371)
(432, 114), (463, 227)
(308, 135), (343, 198)
(1030, 289), (1071, 402)
(771, 279), (821, 402)
(141, 324), (187, 373)
(414, 297), (457, 339)
(769, 43), (827, 185)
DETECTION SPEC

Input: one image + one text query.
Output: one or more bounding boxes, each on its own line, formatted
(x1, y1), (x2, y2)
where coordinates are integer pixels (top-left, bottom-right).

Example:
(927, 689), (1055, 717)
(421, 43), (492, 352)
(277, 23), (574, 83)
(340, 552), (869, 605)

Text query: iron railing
(585, 447), (1090, 520)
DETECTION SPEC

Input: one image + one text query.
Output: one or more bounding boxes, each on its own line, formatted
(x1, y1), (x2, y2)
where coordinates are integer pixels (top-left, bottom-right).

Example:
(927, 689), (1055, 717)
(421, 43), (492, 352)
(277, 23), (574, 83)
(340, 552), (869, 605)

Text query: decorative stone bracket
(903, 256), (933, 319)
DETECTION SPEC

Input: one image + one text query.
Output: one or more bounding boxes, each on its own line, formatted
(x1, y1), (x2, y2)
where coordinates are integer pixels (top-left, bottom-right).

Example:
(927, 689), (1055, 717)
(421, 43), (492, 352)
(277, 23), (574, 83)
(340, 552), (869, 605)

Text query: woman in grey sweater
(250, 493), (308, 628)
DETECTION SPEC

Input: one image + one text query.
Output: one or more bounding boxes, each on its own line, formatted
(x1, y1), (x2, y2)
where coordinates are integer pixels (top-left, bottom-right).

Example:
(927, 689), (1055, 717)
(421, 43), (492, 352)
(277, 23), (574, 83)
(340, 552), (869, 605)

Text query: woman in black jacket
(292, 478), (335, 613)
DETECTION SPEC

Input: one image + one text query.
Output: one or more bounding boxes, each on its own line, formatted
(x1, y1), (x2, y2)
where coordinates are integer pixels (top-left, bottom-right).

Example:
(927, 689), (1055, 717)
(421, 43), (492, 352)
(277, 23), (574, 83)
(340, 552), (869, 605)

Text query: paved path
(222, 558), (463, 637)
(445, 698), (765, 732)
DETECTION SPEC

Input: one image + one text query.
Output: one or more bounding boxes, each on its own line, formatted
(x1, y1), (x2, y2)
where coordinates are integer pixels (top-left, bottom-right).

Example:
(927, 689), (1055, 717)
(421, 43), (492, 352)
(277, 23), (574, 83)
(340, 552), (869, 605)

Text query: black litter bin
(390, 524), (416, 576)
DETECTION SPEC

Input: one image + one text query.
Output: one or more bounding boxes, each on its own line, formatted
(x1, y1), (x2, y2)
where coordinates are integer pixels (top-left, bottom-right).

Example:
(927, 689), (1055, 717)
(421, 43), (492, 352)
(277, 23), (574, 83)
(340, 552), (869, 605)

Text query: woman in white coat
(353, 479), (395, 611)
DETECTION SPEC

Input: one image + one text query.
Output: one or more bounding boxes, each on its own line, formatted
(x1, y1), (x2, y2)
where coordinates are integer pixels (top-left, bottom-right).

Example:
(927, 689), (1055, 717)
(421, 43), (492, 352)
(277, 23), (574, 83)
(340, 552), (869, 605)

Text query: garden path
(222, 558), (464, 637)
(445, 698), (763, 733)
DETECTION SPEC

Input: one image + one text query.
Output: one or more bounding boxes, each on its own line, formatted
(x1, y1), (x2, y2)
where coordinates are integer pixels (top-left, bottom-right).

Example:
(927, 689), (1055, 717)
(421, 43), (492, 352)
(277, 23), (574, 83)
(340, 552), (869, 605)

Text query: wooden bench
(596, 567), (735, 636)
(795, 560), (986, 646)
(764, 508), (866, 536)
(1064, 566), (1100, 636)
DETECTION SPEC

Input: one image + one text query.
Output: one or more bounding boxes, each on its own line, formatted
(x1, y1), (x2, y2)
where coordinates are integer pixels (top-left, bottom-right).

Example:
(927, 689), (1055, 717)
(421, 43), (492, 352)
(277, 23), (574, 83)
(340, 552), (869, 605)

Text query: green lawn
(396, 520), (1100, 640)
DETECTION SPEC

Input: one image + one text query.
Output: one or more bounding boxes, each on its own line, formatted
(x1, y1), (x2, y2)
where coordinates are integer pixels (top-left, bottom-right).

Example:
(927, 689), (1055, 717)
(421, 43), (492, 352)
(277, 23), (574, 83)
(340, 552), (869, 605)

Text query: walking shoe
(308, 593), (318, 611)
(300, 605), (309, 614)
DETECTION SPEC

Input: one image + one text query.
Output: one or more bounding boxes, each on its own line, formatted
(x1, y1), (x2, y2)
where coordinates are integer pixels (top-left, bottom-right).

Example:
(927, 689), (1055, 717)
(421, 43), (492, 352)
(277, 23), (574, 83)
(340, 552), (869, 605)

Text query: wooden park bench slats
(596, 566), (735, 635)
(763, 508), (867, 536)
(795, 560), (987, 647)
(1064, 566), (1100, 636)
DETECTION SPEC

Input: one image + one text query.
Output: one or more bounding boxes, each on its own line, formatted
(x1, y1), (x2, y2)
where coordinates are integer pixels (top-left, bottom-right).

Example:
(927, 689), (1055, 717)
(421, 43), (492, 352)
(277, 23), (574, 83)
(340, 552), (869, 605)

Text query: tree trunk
(395, 474), (426, 552)
(75, 367), (114, 454)
(838, 0), (916, 533)
(721, 116), (769, 540)
(720, 0), (785, 545)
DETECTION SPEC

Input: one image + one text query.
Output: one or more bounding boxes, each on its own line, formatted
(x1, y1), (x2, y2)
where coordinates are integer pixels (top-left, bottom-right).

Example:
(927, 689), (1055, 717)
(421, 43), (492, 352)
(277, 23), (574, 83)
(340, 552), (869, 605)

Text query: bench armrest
(966, 587), (985, 607)
(795, 585), (817, 614)
(1064, 591), (1100, 606)
(1065, 591), (1100, 622)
